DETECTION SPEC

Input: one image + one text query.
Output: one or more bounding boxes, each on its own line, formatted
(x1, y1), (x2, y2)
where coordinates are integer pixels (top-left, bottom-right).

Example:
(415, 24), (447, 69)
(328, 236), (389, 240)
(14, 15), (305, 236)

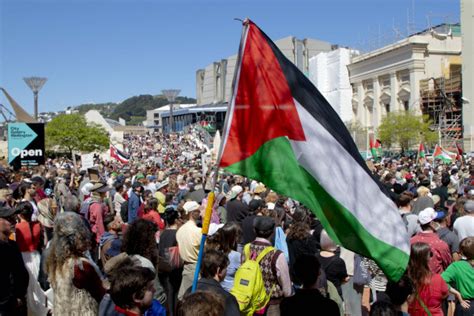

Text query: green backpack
(231, 244), (275, 316)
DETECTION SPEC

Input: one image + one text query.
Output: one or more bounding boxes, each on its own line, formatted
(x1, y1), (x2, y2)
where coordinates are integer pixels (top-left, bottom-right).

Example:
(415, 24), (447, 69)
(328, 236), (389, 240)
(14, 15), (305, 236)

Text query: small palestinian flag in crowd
(370, 138), (382, 160)
(110, 144), (130, 164)
(218, 19), (409, 281)
(433, 144), (454, 164)
(418, 143), (426, 162)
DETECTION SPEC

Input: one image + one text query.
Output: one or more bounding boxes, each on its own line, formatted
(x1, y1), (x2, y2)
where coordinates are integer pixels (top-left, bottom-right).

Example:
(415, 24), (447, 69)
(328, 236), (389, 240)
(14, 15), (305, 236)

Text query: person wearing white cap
(225, 185), (249, 225)
(453, 200), (474, 241)
(176, 201), (202, 300)
(411, 207), (452, 274)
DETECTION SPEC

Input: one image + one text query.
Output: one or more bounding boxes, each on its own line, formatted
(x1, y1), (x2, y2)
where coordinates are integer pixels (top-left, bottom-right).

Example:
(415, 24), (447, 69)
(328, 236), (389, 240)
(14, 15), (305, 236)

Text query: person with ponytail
(408, 242), (448, 316)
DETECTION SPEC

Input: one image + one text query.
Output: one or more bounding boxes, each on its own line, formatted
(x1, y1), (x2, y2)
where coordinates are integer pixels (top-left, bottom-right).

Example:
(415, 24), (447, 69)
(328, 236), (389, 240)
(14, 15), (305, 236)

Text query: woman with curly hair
(408, 242), (448, 316)
(121, 218), (167, 304)
(46, 212), (105, 315)
(205, 222), (242, 292)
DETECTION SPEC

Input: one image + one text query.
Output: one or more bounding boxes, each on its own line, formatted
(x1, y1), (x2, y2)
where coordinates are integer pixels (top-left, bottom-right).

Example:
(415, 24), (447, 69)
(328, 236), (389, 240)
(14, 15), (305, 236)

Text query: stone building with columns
(348, 24), (462, 133)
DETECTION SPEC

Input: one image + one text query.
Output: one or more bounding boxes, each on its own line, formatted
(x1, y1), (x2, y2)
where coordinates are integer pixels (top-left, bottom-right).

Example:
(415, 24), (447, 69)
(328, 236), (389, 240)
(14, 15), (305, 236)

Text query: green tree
(45, 114), (109, 154)
(378, 111), (437, 151)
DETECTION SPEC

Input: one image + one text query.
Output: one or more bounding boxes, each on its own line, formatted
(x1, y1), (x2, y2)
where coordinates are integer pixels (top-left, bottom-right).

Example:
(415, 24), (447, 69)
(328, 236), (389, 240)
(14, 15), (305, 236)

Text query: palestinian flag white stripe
(291, 100), (409, 253)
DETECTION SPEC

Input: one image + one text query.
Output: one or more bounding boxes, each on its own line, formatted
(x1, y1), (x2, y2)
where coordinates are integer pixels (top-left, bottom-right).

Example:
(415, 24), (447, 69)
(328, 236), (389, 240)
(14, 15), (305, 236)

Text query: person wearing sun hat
(411, 207), (452, 273)
(127, 182), (143, 224)
(88, 182), (112, 245)
(154, 179), (169, 214)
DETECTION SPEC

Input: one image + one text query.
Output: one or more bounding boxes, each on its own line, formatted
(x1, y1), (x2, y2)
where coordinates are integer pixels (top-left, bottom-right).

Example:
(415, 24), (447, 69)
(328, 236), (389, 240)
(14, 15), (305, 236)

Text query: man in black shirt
(0, 206), (29, 315)
(281, 254), (339, 316)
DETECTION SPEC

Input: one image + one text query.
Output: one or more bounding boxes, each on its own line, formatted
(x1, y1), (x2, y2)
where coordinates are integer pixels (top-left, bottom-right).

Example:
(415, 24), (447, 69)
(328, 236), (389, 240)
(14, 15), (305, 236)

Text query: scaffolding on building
(419, 67), (462, 150)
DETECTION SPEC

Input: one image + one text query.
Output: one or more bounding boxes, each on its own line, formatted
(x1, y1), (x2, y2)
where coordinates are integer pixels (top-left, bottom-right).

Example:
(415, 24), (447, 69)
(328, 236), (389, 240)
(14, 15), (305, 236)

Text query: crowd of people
(1, 127), (474, 316)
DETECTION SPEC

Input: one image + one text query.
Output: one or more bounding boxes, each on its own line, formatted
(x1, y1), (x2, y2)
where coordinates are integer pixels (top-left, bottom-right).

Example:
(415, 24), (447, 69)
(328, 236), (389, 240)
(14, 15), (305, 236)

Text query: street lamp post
(162, 89), (180, 133)
(23, 77), (47, 120)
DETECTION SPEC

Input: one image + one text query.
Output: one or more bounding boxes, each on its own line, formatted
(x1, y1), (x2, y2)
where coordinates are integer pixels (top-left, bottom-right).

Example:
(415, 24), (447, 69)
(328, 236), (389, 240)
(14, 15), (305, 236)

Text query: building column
(409, 69), (423, 114)
(373, 78), (380, 128)
(390, 72), (398, 112)
(356, 82), (365, 126)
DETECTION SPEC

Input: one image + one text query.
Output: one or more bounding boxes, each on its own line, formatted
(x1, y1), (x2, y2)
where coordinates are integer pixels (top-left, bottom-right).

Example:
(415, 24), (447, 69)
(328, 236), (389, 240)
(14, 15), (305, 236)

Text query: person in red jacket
(142, 198), (165, 230)
(408, 242), (449, 316)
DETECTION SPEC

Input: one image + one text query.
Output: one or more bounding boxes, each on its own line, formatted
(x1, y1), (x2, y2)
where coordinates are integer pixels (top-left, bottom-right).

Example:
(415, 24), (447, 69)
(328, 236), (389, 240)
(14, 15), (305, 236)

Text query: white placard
(81, 153), (94, 170)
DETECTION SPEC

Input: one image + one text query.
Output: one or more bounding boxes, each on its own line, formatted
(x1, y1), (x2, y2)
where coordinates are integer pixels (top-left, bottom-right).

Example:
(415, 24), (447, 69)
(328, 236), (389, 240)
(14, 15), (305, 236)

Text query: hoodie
(99, 232), (117, 248)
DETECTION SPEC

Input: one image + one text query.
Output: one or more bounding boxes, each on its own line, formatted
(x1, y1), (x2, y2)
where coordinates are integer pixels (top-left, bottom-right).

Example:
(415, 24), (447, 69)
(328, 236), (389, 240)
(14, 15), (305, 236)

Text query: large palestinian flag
(218, 20), (409, 280)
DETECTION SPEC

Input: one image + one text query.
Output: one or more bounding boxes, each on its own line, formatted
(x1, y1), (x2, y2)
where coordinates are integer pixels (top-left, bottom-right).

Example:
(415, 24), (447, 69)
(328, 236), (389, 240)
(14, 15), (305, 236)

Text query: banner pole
(191, 18), (250, 293)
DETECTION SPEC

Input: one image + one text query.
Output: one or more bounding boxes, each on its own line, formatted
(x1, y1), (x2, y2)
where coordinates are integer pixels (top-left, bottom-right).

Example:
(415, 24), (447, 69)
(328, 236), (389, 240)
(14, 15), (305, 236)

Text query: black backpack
(120, 200), (129, 223)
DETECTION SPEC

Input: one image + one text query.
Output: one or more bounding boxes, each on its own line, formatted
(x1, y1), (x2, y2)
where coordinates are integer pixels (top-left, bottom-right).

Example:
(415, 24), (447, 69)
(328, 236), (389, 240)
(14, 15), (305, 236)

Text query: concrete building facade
(196, 36), (333, 105)
(308, 48), (360, 122)
(144, 104), (196, 129)
(347, 25), (462, 131)
(84, 110), (117, 134)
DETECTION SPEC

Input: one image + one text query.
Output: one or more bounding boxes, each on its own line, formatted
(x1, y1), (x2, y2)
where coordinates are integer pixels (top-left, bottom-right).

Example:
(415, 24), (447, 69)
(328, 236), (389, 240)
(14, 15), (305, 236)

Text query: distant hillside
(110, 95), (196, 121)
(75, 102), (117, 116)
(73, 94), (196, 124)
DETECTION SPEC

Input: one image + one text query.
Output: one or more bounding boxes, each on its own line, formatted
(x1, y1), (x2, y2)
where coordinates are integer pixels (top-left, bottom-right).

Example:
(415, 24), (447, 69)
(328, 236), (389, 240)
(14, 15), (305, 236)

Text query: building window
(403, 101), (409, 111)
(380, 75), (390, 89)
(399, 70), (410, 84)
(363, 80), (373, 92)
(385, 104), (390, 113)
